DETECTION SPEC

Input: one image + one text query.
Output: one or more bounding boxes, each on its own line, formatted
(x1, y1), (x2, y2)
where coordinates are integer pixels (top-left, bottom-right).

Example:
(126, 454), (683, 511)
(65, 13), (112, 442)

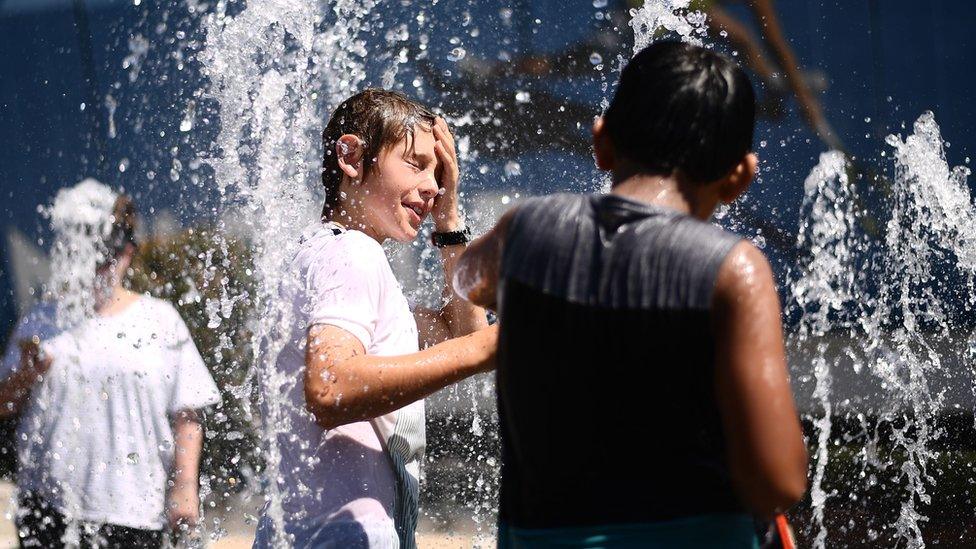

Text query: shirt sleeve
(168, 306), (222, 413)
(305, 233), (386, 351)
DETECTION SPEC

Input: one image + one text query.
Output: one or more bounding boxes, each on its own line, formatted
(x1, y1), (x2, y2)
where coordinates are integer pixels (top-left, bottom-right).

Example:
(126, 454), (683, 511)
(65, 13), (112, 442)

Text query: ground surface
(0, 480), (489, 548)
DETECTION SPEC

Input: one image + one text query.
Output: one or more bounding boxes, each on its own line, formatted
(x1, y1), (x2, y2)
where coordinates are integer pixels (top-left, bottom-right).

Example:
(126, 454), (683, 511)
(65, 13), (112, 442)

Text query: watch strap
(431, 226), (472, 247)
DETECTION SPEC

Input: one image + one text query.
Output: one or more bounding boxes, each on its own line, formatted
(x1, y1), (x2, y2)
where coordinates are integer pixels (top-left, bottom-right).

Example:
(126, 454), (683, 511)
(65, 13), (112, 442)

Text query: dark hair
(107, 195), (137, 255)
(603, 41), (756, 184)
(321, 89), (437, 218)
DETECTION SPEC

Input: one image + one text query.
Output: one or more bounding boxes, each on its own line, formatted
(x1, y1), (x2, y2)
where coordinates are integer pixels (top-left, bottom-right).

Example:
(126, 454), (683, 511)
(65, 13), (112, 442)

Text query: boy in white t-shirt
(253, 89), (496, 548)
(0, 182), (221, 548)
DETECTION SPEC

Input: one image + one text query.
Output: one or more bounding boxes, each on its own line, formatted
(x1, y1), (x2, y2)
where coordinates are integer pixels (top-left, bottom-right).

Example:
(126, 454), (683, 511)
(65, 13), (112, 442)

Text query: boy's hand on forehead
(432, 117), (461, 232)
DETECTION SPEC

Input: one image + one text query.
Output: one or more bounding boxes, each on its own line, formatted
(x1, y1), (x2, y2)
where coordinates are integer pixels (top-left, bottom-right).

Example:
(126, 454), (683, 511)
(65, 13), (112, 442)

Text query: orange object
(775, 514), (796, 549)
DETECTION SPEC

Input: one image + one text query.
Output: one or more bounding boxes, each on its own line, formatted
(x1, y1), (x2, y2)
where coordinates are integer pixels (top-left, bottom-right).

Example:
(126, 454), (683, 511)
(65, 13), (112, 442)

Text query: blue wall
(2, 0), (974, 348)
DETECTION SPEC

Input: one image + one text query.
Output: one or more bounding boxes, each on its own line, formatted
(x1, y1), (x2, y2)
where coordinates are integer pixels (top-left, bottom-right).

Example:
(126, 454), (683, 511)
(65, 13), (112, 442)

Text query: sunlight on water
(790, 113), (976, 548)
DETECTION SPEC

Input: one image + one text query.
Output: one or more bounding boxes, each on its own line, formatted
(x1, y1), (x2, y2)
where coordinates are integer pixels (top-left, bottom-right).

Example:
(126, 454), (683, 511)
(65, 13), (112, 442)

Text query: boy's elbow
(303, 385), (343, 431)
(467, 287), (497, 311)
(733, 449), (809, 517)
(742, 470), (808, 518)
(773, 471), (808, 510)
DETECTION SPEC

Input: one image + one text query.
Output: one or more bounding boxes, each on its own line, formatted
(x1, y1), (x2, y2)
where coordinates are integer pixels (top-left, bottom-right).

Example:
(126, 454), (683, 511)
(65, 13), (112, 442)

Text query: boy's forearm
(171, 413), (203, 491)
(306, 325), (497, 430)
(452, 207), (513, 310)
(0, 366), (41, 417)
(437, 244), (489, 337)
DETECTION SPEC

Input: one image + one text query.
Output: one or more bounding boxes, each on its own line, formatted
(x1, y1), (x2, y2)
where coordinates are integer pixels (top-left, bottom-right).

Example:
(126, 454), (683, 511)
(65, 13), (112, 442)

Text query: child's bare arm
(0, 339), (52, 417)
(452, 208), (516, 311)
(712, 241), (808, 518)
(304, 323), (497, 430)
(415, 118), (489, 347)
(169, 409), (203, 530)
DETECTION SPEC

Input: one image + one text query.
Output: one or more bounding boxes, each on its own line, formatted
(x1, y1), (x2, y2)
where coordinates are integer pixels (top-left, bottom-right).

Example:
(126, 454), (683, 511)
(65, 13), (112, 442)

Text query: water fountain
(11, 1), (973, 547)
(789, 113), (975, 548)
(195, 1), (976, 547)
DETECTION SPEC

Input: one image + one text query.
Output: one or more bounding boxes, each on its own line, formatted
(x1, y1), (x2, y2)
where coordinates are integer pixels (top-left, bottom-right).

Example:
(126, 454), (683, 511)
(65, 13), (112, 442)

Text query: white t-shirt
(254, 224), (425, 549)
(0, 296), (221, 530)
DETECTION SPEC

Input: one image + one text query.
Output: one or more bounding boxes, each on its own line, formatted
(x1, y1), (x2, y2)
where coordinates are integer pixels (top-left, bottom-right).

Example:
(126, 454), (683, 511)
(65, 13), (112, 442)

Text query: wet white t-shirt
(0, 296), (221, 530)
(254, 224), (425, 549)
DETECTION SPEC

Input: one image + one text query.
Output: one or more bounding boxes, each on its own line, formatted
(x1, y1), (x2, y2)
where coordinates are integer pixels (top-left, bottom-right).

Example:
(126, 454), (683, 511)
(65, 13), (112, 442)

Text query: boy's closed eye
(407, 153), (439, 180)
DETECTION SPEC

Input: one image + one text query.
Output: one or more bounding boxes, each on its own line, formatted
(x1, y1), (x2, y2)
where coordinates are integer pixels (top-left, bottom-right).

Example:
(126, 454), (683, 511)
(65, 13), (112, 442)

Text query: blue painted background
(1, 0), (974, 350)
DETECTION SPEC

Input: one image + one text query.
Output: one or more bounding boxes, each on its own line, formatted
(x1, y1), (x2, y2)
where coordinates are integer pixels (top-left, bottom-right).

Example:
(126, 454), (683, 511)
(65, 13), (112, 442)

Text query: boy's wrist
(433, 215), (462, 233)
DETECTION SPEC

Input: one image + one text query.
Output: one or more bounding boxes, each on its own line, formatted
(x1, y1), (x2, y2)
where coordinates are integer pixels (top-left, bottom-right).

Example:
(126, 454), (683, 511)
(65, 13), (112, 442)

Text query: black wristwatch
(431, 226), (472, 248)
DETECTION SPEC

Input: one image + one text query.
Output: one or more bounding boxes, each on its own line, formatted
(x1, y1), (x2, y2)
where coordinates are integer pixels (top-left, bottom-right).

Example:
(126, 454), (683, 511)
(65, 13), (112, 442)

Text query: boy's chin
(393, 225), (420, 243)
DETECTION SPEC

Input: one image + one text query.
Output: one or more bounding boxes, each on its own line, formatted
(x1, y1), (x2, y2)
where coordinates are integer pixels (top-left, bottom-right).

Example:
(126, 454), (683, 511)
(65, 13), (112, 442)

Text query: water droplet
(447, 47), (466, 62)
(514, 91), (531, 104)
(504, 161), (522, 177)
(499, 8), (513, 25)
(589, 52), (602, 65)
(592, 0), (607, 7)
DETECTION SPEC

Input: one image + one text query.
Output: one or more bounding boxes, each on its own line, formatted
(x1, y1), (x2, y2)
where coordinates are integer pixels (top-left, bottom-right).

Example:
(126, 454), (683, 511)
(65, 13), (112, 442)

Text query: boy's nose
(418, 177), (438, 200)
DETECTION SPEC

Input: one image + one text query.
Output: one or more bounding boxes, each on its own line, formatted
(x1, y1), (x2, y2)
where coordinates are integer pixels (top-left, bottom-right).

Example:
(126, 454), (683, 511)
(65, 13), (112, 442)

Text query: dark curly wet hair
(603, 41), (756, 184)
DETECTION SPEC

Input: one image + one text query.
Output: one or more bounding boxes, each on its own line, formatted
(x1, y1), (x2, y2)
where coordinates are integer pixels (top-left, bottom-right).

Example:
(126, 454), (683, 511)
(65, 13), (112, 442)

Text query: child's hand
(18, 337), (52, 376)
(432, 117), (461, 232)
(167, 484), (200, 531)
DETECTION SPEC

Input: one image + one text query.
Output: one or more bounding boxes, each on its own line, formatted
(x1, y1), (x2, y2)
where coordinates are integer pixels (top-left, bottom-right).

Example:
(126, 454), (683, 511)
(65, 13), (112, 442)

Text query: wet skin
(306, 117), (492, 431)
(454, 115), (809, 518)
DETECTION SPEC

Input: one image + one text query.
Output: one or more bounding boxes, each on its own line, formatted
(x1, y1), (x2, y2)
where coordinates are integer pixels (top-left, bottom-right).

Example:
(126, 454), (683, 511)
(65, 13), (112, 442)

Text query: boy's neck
(609, 168), (719, 221)
(326, 207), (383, 243)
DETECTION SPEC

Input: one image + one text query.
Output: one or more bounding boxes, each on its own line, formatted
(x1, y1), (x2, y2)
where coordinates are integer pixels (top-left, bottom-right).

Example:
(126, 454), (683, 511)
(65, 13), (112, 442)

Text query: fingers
(433, 117), (456, 158)
(434, 141), (459, 186)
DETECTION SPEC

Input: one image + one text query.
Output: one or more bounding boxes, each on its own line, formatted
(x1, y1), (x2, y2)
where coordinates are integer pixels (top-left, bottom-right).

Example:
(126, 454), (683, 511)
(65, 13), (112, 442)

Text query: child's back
(457, 40), (808, 548)
(497, 192), (750, 534)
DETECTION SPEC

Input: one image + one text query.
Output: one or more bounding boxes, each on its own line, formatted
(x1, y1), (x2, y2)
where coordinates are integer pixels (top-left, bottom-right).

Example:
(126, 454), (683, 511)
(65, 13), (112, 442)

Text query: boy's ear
(337, 134), (364, 180)
(718, 153), (758, 204)
(592, 117), (615, 171)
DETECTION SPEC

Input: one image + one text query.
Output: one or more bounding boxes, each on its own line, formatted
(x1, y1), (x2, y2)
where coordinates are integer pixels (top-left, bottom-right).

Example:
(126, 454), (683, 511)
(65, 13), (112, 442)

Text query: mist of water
(198, 0), (382, 545)
(43, 179), (120, 330)
(75, 1), (976, 547)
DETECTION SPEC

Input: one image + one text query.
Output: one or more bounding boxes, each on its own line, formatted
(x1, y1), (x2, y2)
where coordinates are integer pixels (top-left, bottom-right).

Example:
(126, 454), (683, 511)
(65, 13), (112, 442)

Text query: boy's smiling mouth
(402, 201), (427, 224)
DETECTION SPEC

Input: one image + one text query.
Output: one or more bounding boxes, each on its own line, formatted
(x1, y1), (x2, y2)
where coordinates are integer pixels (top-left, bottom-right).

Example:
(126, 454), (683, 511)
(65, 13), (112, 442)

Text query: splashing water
(789, 151), (865, 548)
(629, 0), (708, 53)
(791, 113), (976, 548)
(128, 1), (976, 546)
(43, 179), (119, 329)
(199, 0), (378, 545)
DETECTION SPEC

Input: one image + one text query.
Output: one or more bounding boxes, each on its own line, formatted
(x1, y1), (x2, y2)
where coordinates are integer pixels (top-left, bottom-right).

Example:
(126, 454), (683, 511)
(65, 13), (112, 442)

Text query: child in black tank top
(454, 41), (807, 548)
